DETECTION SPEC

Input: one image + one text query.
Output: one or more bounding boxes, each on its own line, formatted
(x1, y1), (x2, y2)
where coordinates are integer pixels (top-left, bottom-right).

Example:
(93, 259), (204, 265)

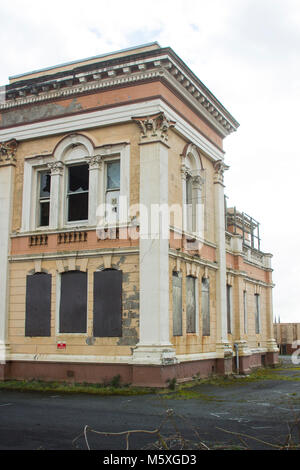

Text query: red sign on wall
(57, 342), (66, 349)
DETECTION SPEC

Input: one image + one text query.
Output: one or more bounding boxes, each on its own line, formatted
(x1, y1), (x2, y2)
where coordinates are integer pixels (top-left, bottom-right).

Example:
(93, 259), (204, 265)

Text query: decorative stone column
(131, 112), (177, 378)
(86, 155), (103, 226)
(233, 278), (252, 374)
(213, 159), (233, 374)
(0, 139), (18, 376)
(47, 161), (64, 229)
(265, 271), (279, 365)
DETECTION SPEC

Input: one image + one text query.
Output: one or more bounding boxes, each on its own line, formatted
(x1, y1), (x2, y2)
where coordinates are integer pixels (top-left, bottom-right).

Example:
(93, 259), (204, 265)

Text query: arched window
(59, 270), (87, 333)
(201, 276), (210, 336)
(181, 144), (204, 236)
(93, 269), (122, 337)
(25, 272), (51, 337)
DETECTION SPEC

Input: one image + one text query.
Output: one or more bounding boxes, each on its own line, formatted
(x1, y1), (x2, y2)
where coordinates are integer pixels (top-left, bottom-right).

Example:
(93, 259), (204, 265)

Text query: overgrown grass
(1, 364), (298, 398)
(0, 379), (155, 396)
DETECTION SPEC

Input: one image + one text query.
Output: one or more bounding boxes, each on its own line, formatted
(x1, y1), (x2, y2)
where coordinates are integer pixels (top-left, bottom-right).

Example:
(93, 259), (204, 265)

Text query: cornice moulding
(1, 52), (239, 136)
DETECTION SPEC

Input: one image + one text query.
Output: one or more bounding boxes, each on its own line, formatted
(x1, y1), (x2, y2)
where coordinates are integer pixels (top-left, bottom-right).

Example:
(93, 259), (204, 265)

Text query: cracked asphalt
(0, 358), (299, 450)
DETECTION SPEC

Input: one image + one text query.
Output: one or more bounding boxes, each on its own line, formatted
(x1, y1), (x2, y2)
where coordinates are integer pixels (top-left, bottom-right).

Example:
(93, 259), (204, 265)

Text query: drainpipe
(234, 343), (239, 375)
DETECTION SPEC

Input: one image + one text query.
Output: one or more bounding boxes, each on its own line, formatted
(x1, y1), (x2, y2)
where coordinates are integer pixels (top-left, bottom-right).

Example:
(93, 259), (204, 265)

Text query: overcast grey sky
(1, 0), (299, 322)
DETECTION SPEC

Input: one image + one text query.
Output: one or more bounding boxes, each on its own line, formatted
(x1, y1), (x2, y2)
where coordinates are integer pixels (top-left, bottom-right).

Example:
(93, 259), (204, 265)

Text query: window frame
(255, 293), (261, 334)
(65, 162), (89, 224)
(226, 284), (232, 334)
(37, 169), (51, 228)
(57, 270), (88, 335)
(21, 137), (130, 232)
(186, 275), (198, 334)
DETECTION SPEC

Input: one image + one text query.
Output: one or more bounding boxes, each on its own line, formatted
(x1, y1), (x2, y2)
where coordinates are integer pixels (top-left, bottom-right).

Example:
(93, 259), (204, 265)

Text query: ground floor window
(59, 270), (87, 333)
(186, 276), (196, 333)
(93, 269), (122, 337)
(172, 272), (182, 336)
(226, 284), (232, 334)
(25, 272), (51, 337)
(255, 293), (260, 334)
(202, 277), (210, 336)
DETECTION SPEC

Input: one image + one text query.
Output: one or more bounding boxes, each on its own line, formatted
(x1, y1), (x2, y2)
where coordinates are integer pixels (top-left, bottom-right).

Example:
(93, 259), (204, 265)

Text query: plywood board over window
(186, 276), (196, 333)
(93, 269), (122, 337)
(172, 272), (182, 336)
(59, 271), (87, 333)
(202, 277), (210, 336)
(25, 272), (51, 336)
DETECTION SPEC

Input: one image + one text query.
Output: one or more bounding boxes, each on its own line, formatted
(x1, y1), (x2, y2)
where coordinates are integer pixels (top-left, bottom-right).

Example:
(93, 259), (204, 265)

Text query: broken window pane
(67, 164), (89, 221)
(39, 170), (51, 226)
(107, 161), (120, 190)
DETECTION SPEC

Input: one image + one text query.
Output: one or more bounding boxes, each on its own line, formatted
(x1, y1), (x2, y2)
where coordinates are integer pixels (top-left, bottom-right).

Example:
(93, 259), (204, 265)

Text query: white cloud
(0, 0), (299, 321)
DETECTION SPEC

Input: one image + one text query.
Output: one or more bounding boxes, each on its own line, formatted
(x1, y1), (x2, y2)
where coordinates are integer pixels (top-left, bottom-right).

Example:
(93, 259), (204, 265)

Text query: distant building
(0, 43), (278, 386)
(274, 323), (300, 355)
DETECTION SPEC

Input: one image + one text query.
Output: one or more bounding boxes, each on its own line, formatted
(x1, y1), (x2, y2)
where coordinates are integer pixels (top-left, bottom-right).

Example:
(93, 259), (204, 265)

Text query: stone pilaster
(214, 159), (232, 364)
(131, 113), (177, 367)
(0, 139), (18, 368)
(47, 161), (64, 229)
(86, 155), (103, 226)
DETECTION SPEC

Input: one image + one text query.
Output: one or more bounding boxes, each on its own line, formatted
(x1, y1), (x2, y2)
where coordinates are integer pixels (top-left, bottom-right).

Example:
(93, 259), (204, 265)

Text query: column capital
(47, 161), (64, 176)
(86, 155), (104, 170)
(0, 139), (18, 166)
(213, 159), (229, 184)
(132, 112), (175, 145)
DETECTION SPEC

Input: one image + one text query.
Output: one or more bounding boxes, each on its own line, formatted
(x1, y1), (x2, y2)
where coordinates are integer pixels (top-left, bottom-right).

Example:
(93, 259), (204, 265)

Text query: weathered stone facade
(0, 43), (278, 386)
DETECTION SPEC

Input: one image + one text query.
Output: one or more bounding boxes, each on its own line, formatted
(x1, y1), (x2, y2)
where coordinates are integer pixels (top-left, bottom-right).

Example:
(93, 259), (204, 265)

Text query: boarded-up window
(93, 269), (122, 337)
(202, 277), (210, 336)
(59, 271), (87, 333)
(255, 294), (260, 334)
(25, 272), (51, 337)
(243, 290), (247, 334)
(227, 284), (232, 334)
(186, 276), (196, 333)
(172, 272), (182, 336)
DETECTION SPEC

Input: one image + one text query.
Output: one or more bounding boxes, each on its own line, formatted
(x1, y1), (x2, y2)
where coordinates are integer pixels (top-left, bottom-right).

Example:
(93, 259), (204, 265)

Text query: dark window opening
(67, 164), (89, 222)
(25, 272), (51, 337)
(93, 269), (122, 337)
(39, 171), (51, 226)
(59, 270), (87, 333)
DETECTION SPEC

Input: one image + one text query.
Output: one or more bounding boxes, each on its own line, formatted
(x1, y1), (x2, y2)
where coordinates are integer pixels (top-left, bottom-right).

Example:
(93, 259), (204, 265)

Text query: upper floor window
(21, 135), (130, 232)
(67, 164), (89, 222)
(181, 143), (204, 238)
(38, 170), (51, 227)
(105, 160), (120, 223)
